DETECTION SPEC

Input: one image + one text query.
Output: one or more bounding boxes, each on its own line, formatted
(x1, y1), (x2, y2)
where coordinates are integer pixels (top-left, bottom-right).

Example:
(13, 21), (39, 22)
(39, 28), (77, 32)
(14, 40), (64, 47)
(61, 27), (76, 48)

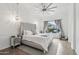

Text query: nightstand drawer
(15, 38), (21, 43)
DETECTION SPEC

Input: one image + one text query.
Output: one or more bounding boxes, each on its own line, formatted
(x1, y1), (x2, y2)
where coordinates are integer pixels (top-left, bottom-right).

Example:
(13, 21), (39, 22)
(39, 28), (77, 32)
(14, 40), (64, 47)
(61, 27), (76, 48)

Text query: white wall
(75, 3), (79, 54)
(67, 3), (79, 53)
(67, 4), (75, 49)
(0, 4), (20, 50)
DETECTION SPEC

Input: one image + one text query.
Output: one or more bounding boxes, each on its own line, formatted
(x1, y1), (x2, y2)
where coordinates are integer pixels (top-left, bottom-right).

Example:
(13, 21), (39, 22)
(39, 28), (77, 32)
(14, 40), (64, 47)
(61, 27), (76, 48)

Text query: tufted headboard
(20, 22), (36, 35)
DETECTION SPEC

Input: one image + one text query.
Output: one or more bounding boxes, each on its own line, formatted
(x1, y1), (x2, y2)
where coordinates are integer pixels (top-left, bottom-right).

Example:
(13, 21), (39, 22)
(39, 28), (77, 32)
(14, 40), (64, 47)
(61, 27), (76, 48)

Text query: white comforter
(22, 34), (52, 52)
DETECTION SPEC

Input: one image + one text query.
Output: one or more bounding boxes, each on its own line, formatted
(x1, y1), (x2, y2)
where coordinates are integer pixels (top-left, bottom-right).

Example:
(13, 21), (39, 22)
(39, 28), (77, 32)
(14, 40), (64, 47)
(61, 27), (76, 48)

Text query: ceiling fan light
(42, 8), (47, 11)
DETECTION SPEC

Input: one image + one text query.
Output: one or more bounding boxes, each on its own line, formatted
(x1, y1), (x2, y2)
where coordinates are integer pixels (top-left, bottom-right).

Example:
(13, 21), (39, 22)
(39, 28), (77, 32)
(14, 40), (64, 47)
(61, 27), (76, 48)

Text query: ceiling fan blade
(48, 6), (57, 9)
(41, 3), (46, 9)
(48, 10), (55, 12)
(46, 3), (53, 9)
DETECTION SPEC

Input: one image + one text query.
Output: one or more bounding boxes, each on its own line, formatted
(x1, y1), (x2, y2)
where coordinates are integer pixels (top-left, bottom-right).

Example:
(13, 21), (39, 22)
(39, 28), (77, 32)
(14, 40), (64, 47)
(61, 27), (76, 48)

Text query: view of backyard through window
(47, 21), (60, 33)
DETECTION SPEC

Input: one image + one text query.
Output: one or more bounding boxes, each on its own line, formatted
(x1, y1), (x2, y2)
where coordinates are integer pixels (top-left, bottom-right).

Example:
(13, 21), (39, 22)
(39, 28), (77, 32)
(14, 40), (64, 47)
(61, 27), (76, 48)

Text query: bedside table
(10, 35), (21, 48)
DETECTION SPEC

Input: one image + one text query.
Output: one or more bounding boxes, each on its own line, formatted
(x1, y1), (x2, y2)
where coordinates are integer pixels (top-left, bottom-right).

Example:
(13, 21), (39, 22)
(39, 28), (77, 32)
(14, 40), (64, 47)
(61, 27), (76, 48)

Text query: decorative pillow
(24, 30), (33, 35)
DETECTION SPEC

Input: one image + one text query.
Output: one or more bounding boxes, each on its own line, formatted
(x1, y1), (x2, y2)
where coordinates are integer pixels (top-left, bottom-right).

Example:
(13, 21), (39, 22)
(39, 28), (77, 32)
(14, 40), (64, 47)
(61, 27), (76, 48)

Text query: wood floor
(0, 47), (30, 55)
(0, 39), (76, 55)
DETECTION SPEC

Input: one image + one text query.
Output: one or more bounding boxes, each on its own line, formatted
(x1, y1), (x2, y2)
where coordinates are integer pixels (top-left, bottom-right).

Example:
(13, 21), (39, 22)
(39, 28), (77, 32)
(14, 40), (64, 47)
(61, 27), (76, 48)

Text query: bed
(22, 33), (52, 53)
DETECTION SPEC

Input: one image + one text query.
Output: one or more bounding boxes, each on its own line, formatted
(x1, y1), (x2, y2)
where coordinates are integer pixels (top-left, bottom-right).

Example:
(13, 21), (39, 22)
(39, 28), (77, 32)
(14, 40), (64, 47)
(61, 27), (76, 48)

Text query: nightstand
(10, 35), (21, 48)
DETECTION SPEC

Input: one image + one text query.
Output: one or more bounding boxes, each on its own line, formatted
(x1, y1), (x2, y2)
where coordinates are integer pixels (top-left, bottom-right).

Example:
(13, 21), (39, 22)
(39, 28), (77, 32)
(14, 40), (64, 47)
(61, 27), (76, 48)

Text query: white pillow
(24, 30), (33, 35)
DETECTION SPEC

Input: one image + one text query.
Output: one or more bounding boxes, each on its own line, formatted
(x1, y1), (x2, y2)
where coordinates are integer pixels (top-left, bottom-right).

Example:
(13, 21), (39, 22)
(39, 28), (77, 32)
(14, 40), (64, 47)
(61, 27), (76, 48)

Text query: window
(47, 21), (60, 33)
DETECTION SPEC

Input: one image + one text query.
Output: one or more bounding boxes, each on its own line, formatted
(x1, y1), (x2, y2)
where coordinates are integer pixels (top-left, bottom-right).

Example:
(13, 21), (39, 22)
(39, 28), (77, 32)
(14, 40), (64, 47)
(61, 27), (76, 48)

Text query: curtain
(55, 20), (65, 37)
(43, 21), (48, 33)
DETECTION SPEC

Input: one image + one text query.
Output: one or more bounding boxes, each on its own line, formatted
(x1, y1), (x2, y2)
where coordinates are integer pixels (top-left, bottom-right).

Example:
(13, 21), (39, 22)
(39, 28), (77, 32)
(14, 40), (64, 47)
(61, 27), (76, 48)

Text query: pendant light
(15, 3), (19, 21)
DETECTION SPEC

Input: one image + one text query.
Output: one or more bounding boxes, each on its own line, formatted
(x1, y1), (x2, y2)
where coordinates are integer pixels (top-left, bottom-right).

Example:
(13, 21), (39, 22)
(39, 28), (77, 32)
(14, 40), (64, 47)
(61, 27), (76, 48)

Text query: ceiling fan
(41, 3), (57, 12)
(33, 3), (57, 20)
